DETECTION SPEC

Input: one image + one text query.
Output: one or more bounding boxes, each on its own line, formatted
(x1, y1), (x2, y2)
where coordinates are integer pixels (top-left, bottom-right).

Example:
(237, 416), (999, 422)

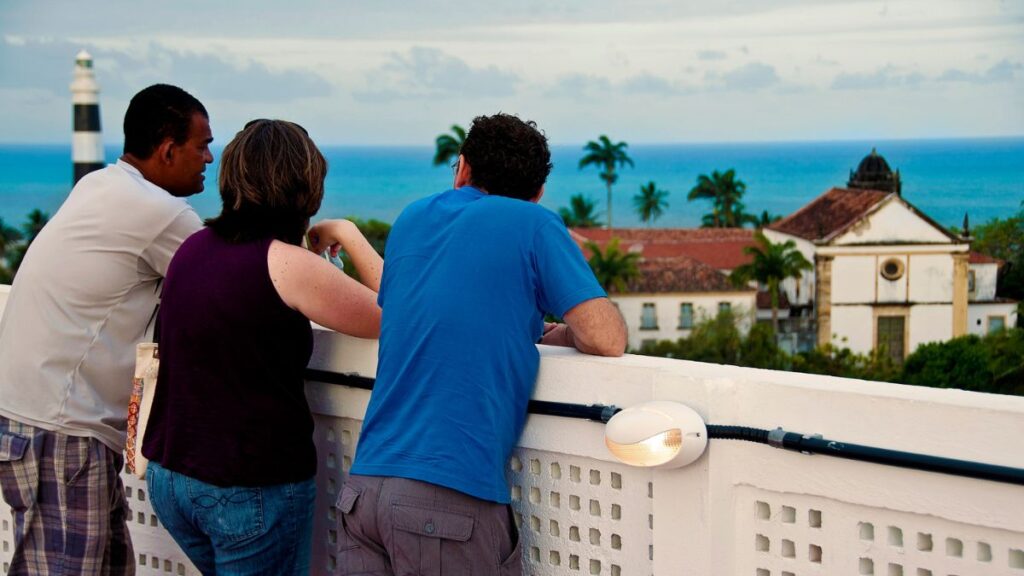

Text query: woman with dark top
(142, 119), (382, 575)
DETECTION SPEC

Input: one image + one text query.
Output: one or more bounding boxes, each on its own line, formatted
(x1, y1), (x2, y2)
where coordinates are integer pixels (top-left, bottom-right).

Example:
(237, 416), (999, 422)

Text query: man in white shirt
(0, 84), (212, 575)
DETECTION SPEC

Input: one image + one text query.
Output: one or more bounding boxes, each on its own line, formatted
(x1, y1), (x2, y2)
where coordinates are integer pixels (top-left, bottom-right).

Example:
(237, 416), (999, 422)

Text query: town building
(764, 150), (1017, 361)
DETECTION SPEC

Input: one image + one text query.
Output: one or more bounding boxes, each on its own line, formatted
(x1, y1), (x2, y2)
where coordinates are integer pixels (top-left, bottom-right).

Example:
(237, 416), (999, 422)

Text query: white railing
(2, 291), (1023, 575)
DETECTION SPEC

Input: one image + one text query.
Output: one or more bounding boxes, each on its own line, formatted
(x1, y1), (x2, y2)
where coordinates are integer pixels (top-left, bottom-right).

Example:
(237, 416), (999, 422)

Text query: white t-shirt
(0, 160), (203, 451)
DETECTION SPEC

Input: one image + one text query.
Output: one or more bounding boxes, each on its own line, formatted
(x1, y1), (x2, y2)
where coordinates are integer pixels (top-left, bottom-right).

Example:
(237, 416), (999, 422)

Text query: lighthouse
(70, 50), (104, 184)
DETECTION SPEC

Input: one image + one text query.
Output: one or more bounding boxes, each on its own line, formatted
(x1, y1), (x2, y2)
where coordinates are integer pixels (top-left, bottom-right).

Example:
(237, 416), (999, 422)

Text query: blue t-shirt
(351, 187), (606, 503)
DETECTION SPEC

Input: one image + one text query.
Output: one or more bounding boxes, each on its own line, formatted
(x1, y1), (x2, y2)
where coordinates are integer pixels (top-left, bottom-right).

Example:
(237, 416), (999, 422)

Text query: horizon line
(2, 134), (1023, 149)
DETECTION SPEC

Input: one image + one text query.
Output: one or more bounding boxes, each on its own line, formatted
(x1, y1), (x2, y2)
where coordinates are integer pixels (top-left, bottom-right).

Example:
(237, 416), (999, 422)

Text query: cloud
(544, 74), (612, 99)
(696, 50), (727, 61)
(0, 37), (331, 102)
(707, 62), (780, 91)
(831, 65), (925, 90)
(938, 59), (1022, 84)
(622, 73), (676, 95)
(353, 47), (519, 102)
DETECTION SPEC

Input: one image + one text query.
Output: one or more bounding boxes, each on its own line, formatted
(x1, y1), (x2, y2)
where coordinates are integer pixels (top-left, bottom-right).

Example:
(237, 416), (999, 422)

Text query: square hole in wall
(1009, 548), (1024, 569)
(809, 544), (823, 563)
(610, 472), (622, 489)
(945, 538), (963, 558)
(809, 509), (822, 528)
(859, 522), (875, 541)
(781, 539), (795, 558)
(755, 500), (771, 520)
(529, 546), (540, 562)
(755, 534), (770, 552)
(888, 526), (903, 547)
(611, 503), (621, 520)
(589, 469), (601, 485)
(781, 506), (796, 523)
(569, 554), (580, 570)
(977, 542), (992, 562)
(611, 534), (621, 550)
(589, 500), (601, 517)
(917, 533), (933, 551)
(916, 570), (932, 576)
(859, 557), (874, 575)
(570, 465), (581, 482)
(530, 459), (541, 475)
(569, 495), (580, 511)
(611, 565), (621, 576)
(888, 563), (903, 576)
(529, 487), (540, 504)
(570, 526), (581, 542)
(756, 569), (770, 576)
(549, 520), (560, 537)
(589, 559), (601, 575)
(510, 456), (522, 472)
(550, 550), (561, 566)
(589, 528), (601, 546)
(550, 462), (561, 479)
(550, 491), (560, 508)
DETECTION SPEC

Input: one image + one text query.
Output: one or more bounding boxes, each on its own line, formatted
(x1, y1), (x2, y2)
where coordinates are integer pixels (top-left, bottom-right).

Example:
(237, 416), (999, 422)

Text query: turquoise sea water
(1, 138), (1021, 229)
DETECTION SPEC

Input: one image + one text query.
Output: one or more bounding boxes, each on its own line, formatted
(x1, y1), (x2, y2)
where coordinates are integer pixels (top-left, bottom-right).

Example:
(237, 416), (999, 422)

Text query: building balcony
(1, 284), (1023, 575)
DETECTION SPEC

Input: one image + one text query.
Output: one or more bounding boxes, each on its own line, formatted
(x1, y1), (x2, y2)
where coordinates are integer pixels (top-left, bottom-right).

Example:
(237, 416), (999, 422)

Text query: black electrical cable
(305, 369), (1024, 486)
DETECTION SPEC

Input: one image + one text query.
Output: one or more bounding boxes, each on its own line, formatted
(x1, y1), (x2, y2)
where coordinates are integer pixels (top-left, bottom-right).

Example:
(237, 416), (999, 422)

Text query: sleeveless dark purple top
(142, 228), (315, 486)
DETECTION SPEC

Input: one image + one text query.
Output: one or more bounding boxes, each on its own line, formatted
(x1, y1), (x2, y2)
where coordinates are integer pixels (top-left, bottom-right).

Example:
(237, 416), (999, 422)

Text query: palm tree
(559, 194), (602, 228)
(0, 217), (22, 284)
(633, 181), (669, 226)
(432, 124), (466, 167)
(585, 238), (640, 293)
(688, 169), (746, 228)
(9, 209), (49, 274)
(755, 210), (782, 228)
(729, 231), (812, 334)
(578, 135), (634, 229)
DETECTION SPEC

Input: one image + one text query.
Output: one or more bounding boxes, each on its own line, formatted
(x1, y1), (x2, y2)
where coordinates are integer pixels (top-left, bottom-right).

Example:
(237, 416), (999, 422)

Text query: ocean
(1, 138), (1021, 230)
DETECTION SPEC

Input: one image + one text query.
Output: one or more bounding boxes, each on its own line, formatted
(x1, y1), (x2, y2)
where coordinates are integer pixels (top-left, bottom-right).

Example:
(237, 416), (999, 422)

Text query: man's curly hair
(460, 113), (552, 201)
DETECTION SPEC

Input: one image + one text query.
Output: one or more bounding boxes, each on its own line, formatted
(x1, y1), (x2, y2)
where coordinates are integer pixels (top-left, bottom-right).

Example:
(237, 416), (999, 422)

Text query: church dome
(848, 148), (901, 195)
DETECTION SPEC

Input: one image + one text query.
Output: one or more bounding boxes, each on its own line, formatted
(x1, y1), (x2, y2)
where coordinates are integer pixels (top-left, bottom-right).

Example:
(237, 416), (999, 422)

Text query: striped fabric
(0, 415), (134, 575)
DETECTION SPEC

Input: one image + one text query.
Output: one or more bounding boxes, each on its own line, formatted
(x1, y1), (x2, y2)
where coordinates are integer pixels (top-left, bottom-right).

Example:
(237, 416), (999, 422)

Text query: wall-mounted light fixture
(604, 401), (707, 469)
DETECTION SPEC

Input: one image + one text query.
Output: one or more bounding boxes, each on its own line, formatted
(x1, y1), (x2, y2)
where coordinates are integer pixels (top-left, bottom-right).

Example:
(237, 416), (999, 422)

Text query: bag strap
(144, 279), (162, 344)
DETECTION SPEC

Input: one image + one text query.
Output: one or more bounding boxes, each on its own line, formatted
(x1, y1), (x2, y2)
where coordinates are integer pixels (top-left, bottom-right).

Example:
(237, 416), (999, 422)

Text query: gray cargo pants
(335, 474), (522, 575)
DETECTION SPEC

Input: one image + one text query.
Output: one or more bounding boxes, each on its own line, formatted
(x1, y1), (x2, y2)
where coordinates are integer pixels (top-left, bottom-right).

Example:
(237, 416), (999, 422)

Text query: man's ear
(454, 154), (472, 188)
(156, 138), (175, 165)
(530, 184), (545, 204)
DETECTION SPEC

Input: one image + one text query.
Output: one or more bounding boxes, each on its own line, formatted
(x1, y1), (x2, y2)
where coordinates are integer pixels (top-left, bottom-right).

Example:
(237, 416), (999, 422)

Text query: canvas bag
(125, 342), (158, 478)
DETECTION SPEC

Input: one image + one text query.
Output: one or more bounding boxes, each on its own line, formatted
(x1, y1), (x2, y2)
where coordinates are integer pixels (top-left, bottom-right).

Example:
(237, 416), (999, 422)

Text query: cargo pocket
(0, 430), (30, 510)
(392, 502), (475, 576)
(335, 483), (362, 552)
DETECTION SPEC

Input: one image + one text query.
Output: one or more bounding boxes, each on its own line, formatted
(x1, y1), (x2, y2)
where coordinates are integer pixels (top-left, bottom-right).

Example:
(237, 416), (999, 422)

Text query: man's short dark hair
(206, 119), (327, 246)
(123, 84), (207, 159)
(460, 113), (552, 201)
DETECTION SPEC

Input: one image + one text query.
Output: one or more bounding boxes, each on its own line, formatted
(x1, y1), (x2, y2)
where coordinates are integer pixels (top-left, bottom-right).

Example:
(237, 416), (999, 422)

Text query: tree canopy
(633, 181), (669, 226)
(579, 135), (634, 229)
(432, 124), (466, 167)
(559, 194), (602, 228)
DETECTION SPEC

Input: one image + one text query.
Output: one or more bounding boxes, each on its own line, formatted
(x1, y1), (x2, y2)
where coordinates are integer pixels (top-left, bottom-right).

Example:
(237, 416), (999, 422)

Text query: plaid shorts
(0, 415), (134, 575)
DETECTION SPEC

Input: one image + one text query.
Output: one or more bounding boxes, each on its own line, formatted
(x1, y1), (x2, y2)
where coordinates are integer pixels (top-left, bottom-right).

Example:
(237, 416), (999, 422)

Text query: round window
(880, 258), (904, 281)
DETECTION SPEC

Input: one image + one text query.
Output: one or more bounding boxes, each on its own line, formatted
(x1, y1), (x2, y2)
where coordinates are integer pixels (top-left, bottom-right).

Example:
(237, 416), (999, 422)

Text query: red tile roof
(766, 187), (892, 242)
(969, 251), (1003, 266)
(617, 256), (748, 294)
(572, 227), (756, 270)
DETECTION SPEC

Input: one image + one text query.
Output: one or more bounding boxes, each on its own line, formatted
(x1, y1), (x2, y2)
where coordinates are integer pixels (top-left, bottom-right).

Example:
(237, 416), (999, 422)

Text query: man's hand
(540, 322), (573, 347)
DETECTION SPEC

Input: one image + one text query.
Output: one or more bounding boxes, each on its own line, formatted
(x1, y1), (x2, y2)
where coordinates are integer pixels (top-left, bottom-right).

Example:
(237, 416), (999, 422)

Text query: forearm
(342, 233), (383, 293)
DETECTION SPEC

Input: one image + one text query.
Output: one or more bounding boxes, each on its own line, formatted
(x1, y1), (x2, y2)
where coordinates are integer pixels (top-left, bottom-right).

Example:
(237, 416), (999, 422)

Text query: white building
(571, 229), (758, 351)
(765, 150), (1016, 360)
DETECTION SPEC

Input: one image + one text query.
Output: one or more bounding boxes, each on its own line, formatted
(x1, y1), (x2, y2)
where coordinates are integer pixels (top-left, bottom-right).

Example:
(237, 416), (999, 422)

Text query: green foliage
(578, 135), (634, 228)
(790, 343), (901, 383)
(432, 124), (466, 167)
(636, 311), (785, 369)
(901, 330), (1024, 395)
(559, 194), (602, 228)
(336, 217), (391, 281)
(585, 238), (640, 293)
(633, 181), (669, 225)
(969, 205), (1024, 319)
(730, 231), (813, 333)
(1, 209), (49, 283)
(688, 168), (756, 228)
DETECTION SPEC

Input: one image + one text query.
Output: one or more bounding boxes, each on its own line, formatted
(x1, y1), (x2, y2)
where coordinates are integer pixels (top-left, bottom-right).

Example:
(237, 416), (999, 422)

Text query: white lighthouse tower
(70, 50), (104, 184)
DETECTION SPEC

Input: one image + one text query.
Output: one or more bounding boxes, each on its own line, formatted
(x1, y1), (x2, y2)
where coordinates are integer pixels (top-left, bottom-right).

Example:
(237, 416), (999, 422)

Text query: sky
(1, 0), (1022, 146)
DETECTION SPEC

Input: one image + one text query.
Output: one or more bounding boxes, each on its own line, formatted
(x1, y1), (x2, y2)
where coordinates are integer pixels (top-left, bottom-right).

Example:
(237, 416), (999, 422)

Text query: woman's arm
(268, 241), (381, 339)
(307, 219), (383, 292)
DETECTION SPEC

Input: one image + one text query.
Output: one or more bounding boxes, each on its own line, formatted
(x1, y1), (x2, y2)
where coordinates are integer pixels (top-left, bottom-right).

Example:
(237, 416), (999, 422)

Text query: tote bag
(125, 342), (159, 479)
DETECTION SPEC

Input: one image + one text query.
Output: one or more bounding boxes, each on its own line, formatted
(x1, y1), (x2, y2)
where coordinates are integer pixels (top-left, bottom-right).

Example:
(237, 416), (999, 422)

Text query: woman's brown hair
(206, 119), (327, 245)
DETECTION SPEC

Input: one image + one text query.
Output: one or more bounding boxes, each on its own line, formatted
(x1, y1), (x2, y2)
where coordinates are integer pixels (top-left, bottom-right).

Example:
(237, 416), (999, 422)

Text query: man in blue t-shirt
(336, 114), (626, 575)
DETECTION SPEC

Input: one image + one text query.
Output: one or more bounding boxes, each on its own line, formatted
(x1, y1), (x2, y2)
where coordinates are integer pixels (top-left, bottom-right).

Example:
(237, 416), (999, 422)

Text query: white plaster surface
(908, 304), (954, 350)
(970, 262), (1000, 301)
(831, 256), (876, 304)
(832, 200), (951, 245)
(829, 305), (874, 353)
(968, 302), (1019, 336)
(877, 254), (907, 303)
(908, 254), (955, 302)
(611, 292), (755, 351)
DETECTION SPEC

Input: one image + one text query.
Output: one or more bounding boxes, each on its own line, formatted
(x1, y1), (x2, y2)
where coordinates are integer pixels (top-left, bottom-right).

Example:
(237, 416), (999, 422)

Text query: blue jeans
(146, 461), (316, 576)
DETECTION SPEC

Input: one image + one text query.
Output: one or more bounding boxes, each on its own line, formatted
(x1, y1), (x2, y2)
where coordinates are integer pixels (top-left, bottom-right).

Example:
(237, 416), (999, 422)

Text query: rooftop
(572, 227), (756, 270)
(617, 256), (747, 294)
(766, 187), (892, 242)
